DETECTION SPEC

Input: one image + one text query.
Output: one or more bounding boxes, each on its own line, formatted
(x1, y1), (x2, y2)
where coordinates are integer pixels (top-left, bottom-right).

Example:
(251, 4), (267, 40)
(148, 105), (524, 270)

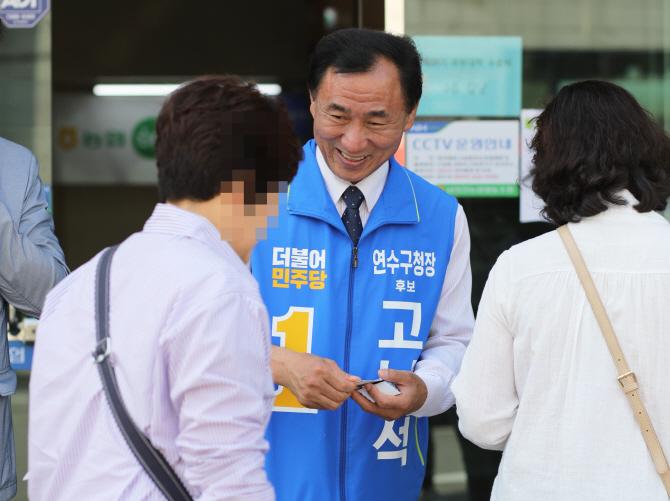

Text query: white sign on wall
(519, 109), (545, 222)
(405, 120), (520, 197)
(54, 94), (165, 185)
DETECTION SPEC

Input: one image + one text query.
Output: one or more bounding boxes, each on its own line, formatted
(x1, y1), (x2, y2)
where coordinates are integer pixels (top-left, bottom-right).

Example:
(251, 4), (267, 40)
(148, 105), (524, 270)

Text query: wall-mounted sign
(9, 340), (32, 370)
(413, 36), (522, 118)
(405, 120), (519, 198)
(519, 109), (545, 222)
(0, 0), (50, 28)
(54, 94), (164, 185)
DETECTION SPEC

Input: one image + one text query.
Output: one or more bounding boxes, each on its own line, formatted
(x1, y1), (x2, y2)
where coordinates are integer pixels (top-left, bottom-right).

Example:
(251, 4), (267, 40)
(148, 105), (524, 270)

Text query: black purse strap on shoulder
(92, 246), (194, 501)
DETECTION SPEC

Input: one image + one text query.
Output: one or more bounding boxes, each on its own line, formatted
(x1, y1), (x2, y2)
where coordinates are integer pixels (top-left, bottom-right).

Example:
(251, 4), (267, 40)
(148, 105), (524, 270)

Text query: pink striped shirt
(28, 203), (275, 501)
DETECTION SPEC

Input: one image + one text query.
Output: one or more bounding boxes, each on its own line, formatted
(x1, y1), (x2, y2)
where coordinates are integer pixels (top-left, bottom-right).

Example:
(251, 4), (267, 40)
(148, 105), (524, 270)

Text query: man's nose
(339, 121), (368, 153)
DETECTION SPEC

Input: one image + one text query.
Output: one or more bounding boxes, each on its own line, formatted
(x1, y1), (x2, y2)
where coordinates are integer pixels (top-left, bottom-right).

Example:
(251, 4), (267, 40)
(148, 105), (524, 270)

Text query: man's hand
(350, 368), (427, 421)
(271, 346), (360, 410)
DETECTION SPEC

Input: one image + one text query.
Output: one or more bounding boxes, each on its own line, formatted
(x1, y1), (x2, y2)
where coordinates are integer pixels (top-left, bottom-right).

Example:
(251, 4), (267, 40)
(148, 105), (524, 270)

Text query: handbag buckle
(617, 371), (636, 387)
(92, 337), (112, 364)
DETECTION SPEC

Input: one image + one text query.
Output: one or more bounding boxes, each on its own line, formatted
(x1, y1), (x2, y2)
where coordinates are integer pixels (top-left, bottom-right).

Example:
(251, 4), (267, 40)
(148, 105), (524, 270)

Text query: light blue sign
(0, 0), (50, 28)
(9, 340), (33, 371)
(413, 36), (522, 117)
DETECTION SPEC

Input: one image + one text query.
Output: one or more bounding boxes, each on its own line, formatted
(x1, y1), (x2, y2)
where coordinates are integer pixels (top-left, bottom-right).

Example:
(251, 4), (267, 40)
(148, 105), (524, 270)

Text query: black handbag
(92, 245), (193, 501)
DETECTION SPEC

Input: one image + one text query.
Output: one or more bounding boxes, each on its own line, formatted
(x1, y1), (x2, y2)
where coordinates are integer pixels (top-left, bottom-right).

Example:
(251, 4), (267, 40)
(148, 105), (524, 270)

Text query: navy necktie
(341, 186), (365, 247)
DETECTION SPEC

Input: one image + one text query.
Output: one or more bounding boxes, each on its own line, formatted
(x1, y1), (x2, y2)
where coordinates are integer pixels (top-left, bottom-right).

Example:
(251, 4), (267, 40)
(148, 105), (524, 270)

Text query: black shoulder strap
(93, 246), (193, 501)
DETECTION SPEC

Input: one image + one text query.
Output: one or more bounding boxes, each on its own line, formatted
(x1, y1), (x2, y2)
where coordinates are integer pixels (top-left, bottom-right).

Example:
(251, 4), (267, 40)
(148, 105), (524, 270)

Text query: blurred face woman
(450, 81), (670, 501)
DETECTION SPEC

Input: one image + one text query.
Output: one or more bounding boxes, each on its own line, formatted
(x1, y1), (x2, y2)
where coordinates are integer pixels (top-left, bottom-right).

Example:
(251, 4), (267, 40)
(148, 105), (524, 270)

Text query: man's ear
(309, 90), (316, 119)
(403, 103), (419, 133)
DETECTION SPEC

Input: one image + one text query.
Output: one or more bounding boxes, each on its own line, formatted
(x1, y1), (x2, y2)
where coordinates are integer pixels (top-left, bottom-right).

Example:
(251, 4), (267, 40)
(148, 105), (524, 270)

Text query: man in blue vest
(252, 28), (474, 500)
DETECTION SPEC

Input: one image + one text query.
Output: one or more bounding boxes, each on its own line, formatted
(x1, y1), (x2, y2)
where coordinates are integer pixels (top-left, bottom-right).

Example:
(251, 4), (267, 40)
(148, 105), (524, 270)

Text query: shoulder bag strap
(93, 246), (194, 501)
(557, 225), (670, 496)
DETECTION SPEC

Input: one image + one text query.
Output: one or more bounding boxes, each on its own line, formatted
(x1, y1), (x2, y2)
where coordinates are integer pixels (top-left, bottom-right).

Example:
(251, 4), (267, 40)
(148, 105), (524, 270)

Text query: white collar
(316, 145), (389, 212)
(581, 189), (663, 225)
(617, 189), (638, 206)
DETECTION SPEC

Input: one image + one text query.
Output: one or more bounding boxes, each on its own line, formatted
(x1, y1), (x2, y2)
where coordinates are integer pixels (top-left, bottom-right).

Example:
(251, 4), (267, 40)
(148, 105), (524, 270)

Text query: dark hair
(529, 80), (670, 225)
(0, 21), (4, 42)
(155, 75), (302, 204)
(307, 28), (422, 113)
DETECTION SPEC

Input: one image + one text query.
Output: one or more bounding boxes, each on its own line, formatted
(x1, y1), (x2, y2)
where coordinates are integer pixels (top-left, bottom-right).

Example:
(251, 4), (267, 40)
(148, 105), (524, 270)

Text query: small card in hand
(356, 378), (384, 387)
(356, 379), (400, 403)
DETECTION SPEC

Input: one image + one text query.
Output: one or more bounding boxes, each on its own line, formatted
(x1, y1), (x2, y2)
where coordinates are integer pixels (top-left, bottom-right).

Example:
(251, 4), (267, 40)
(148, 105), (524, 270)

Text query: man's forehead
(324, 60), (400, 86)
(317, 60), (403, 105)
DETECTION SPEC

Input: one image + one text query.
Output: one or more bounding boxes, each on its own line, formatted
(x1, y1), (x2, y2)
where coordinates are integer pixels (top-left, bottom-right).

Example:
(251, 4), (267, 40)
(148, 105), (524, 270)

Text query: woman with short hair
(451, 80), (670, 500)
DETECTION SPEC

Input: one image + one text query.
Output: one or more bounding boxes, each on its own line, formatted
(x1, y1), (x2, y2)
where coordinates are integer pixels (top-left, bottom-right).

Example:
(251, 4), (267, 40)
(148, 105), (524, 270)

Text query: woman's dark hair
(530, 79), (670, 225)
(156, 75), (302, 204)
(307, 28), (422, 113)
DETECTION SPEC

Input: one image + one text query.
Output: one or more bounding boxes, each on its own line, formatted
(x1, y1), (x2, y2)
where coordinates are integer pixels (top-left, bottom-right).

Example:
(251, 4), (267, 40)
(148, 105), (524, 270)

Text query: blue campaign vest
(252, 140), (458, 501)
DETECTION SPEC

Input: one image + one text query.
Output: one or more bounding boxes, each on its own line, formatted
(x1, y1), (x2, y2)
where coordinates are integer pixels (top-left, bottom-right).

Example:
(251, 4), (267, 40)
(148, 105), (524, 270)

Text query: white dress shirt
(317, 147), (474, 416)
(28, 204), (275, 501)
(452, 191), (670, 500)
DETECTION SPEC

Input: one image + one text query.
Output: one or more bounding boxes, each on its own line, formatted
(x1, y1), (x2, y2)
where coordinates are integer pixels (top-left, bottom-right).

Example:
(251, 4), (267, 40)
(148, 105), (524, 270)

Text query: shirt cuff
(410, 372), (446, 418)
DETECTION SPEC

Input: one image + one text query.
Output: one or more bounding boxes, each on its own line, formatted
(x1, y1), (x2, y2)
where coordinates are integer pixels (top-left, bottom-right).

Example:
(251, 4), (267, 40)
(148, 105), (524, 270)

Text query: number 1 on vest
(272, 306), (318, 413)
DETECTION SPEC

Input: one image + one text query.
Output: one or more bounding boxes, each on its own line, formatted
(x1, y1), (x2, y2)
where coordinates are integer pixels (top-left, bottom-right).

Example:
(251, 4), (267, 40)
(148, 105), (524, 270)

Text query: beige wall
(406, 0), (669, 51)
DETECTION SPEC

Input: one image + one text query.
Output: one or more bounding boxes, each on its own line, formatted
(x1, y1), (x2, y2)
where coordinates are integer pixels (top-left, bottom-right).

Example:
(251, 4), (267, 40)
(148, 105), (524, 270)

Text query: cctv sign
(0, 0), (50, 28)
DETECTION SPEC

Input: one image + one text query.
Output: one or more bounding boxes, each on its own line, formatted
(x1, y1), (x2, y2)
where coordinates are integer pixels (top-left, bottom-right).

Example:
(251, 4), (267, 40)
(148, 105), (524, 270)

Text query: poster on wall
(519, 109), (545, 222)
(54, 94), (164, 185)
(405, 120), (519, 198)
(413, 36), (522, 118)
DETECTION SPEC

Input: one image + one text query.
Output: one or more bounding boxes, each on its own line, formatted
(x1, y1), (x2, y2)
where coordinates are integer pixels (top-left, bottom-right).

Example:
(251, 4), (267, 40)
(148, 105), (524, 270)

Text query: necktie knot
(341, 186), (365, 247)
(342, 186), (365, 210)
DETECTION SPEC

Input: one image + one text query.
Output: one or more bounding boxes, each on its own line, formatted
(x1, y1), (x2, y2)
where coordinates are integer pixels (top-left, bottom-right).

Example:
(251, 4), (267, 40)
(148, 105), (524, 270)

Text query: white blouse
(452, 191), (670, 500)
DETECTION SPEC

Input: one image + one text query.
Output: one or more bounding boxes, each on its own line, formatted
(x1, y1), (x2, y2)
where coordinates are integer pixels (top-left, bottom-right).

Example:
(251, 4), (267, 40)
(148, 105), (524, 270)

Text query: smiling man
(251, 28), (474, 501)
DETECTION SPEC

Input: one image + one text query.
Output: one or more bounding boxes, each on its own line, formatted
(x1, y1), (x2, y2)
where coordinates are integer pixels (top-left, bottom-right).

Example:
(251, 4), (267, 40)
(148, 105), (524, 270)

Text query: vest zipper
(340, 245), (356, 501)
